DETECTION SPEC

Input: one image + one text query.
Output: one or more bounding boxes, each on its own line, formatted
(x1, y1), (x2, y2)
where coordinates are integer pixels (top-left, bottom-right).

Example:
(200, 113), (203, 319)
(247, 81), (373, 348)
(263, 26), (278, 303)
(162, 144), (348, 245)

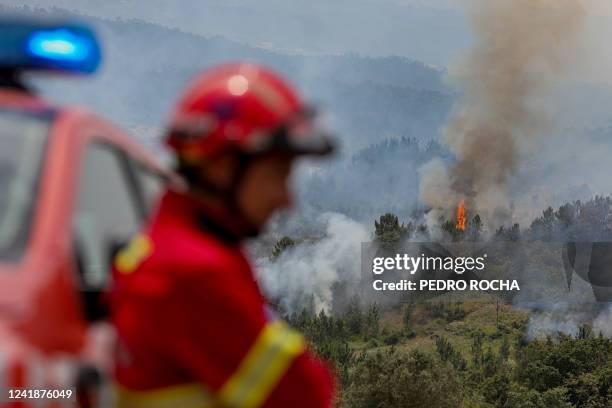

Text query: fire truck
(0, 17), (169, 406)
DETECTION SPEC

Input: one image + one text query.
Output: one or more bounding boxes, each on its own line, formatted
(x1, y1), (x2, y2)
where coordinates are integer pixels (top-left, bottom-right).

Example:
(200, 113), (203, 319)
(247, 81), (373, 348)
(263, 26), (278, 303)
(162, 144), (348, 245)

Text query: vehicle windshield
(0, 109), (51, 261)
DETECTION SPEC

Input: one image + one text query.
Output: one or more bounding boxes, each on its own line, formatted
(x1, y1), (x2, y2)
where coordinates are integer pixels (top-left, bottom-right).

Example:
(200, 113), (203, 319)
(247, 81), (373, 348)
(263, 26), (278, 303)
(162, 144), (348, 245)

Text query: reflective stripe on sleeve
(115, 383), (216, 408)
(115, 322), (305, 408)
(115, 234), (154, 274)
(218, 320), (306, 408)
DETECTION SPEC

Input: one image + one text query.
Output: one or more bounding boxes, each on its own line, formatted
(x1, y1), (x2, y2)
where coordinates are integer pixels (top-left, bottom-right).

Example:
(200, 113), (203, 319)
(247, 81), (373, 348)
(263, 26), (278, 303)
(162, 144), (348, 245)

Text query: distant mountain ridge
(1, 0), (472, 65)
(6, 4), (453, 151)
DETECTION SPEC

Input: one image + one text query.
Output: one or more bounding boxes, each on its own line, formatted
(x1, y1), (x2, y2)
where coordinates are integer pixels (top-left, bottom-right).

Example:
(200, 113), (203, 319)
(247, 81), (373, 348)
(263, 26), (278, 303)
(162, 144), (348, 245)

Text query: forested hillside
(288, 299), (611, 408)
(266, 198), (612, 407)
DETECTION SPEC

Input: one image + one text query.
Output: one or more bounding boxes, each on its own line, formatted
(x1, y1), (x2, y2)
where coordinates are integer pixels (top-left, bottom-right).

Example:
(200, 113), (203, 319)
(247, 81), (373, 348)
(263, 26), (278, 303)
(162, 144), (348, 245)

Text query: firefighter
(110, 62), (336, 408)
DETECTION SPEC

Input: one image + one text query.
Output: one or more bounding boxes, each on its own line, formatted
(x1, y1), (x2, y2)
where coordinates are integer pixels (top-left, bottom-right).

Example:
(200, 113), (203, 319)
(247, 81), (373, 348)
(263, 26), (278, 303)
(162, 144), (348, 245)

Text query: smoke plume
(255, 213), (368, 314)
(420, 0), (585, 229)
(527, 304), (612, 339)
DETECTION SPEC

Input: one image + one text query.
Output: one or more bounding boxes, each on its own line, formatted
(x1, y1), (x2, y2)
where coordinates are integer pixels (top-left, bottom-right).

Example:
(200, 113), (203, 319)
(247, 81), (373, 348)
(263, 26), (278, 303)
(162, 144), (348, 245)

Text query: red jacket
(110, 190), (335, 408)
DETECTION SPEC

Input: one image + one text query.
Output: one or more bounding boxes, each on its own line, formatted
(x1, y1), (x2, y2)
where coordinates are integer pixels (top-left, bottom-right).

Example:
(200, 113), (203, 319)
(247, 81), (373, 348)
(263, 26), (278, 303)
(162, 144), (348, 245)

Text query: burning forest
(256, 2), (612, 405)
(420, 0), (586, 234)
(6, 0), (612, 407)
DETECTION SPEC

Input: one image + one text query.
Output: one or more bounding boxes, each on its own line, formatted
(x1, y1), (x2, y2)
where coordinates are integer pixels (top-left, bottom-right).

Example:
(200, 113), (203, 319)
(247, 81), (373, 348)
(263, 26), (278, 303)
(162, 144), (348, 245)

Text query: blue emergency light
(0, 17), (101, 74)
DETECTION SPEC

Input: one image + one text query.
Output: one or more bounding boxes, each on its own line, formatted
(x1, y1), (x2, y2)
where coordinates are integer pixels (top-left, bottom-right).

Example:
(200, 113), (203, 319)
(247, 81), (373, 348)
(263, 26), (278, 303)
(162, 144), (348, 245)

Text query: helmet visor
(248, 107), (336, 156)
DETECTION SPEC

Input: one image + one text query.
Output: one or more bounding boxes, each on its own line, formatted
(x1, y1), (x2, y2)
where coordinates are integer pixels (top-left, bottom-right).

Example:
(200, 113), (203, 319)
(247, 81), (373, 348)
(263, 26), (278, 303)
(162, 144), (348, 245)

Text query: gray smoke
(593, 307), (612, 337)
(527, 304), (612, 339)
(420, 0), (586, 230)
(255, 213), (368, 314)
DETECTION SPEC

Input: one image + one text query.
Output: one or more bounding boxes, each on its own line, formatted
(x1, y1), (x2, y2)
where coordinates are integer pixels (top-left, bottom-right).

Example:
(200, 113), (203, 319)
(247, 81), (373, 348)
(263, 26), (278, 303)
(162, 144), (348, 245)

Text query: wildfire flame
(456, 200), (466, 232)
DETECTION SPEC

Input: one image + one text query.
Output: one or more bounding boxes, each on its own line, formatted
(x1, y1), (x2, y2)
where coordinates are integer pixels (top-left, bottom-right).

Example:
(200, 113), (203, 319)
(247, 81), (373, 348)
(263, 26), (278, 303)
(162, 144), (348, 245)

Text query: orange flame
(456, 200), (466, 231)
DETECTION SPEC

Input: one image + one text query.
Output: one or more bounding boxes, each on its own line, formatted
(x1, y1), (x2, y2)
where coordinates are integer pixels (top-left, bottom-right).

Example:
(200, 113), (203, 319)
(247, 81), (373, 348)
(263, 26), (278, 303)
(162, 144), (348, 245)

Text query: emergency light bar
(0, 17), (101, 74)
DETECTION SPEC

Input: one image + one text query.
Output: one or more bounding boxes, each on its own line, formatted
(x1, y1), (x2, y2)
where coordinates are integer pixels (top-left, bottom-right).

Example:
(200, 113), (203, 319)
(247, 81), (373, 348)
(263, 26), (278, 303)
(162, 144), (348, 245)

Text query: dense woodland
(272, 200), (612, 407)
(285, 299), (611, 407)
(367, 195), (612, 243)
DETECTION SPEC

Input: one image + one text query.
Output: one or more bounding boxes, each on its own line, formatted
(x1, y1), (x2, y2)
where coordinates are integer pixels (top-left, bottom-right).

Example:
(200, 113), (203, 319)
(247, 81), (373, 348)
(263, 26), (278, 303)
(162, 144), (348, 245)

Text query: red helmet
(166, 62), (335, 162)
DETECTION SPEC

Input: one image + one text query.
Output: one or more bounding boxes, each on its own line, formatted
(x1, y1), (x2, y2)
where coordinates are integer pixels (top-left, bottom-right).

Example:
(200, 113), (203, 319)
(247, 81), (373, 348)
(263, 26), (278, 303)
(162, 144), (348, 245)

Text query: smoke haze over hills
(5, 0), (612, 340)
(5, 2), (612, 226)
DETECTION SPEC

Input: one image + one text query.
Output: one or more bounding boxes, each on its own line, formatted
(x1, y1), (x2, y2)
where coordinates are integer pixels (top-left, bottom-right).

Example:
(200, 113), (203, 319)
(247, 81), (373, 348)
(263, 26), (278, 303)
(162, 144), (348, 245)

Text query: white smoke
(527, 306), (590, 339)
(255, 213), (369, 314)
(527, 304), (612, 339)
(593, 307), (612, 337)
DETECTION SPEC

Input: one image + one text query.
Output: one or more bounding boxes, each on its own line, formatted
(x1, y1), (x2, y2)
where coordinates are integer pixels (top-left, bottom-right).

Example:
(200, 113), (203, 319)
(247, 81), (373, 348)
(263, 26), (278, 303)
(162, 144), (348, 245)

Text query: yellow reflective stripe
(115, 383), (216, 408)
(115, 234), (154, 274)
(115, 321), (305, 408)
(218, 320), (306, 408)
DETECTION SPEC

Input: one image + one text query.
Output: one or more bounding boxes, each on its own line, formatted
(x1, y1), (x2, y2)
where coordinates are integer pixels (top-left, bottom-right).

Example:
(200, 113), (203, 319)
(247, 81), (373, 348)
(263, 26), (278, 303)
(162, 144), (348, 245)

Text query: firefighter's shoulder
(155, 223), (247, 279)
(112, 236), (231, 308)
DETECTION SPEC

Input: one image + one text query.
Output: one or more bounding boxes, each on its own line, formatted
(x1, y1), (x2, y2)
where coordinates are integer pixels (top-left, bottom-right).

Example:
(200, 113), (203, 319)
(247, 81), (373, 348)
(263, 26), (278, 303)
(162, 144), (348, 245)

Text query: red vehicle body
(0, 88), (168, 407)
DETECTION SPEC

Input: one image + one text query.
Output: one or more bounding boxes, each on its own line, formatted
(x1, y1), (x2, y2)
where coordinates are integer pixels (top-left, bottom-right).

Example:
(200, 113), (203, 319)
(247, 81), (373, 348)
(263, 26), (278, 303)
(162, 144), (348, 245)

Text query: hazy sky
(398, 0), (612, 15)
(3, 0), (612, 85)
(1, 0), (473, 66)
